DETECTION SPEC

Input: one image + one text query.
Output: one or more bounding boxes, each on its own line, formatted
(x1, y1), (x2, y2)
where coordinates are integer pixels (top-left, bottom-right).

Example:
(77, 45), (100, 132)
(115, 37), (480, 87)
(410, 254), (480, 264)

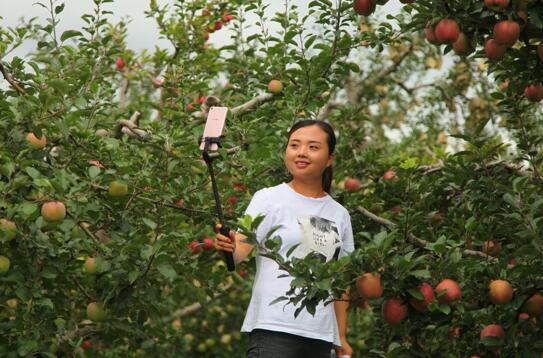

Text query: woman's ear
(327, 154), (334, 167)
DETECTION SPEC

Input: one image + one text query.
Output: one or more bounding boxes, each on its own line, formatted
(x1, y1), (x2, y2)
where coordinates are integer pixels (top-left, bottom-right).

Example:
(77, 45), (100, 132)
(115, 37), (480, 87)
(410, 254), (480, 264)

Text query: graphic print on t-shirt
(295, 215), (341, 262)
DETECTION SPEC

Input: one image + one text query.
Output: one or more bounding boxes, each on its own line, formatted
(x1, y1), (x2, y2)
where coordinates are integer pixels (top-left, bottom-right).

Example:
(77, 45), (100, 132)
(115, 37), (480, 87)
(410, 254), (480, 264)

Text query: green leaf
(60, 29), (82, 42)
(48, 79), (70, 94)
(37, 297), (54, 309)
(437, 304), (451, 315)
(17, 202), (39, 220)
(54, 4), (65, 14)
(18, 340), (38, 356)
(143, 218), (157, 230)
(407, 288), (424, 300)
(157, 263), (177, 280)
(88, 166), (101, 179)
(25, 167), (41, 179)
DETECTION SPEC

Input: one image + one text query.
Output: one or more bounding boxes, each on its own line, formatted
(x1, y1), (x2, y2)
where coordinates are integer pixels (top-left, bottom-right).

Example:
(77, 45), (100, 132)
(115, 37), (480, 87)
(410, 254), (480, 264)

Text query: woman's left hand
(335, 336), (353, 357)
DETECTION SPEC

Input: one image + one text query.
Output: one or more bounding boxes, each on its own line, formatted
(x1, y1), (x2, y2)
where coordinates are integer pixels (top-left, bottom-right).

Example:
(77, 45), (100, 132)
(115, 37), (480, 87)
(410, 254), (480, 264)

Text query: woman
(215, 119), (354, 358)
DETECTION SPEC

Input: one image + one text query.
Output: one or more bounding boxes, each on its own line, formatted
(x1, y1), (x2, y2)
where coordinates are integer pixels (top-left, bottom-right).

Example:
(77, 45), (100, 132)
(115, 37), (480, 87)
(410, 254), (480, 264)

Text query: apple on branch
(41, 201), (67, 222)
(26, 132), (47, 149)
(0, 219), (17, 242)
(268, 79), (283, 94)
(356, 272), (383, 299)
(382, 299), (407, 324)
(353, 0), (376, 16)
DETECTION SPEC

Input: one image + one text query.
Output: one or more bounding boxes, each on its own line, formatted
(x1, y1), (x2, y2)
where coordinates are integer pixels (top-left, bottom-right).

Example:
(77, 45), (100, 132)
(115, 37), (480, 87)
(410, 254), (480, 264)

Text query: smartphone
(199, 106), (228, 151)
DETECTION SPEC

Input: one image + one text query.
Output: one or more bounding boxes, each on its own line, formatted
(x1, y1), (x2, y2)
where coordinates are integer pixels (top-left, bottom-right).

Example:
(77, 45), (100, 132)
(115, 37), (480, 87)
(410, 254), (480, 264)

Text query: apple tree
(1, 0), (542, 357)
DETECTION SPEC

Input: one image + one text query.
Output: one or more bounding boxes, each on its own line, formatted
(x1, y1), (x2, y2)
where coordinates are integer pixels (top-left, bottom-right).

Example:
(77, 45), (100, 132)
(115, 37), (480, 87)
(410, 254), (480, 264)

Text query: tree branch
(175, 282), (234, 317)
(356, 206), (497, 261)
(0, 62), (28, 96)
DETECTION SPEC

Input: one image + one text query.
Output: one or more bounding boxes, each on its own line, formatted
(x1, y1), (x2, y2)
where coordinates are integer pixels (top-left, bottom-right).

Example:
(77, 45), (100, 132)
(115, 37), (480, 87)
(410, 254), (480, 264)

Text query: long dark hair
(286, 119), (336, 195)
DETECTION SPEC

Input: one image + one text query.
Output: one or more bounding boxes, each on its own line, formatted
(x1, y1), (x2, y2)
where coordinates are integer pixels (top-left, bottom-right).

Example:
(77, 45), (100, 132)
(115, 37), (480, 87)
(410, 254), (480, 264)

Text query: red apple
(82, 339), (92, 349)
(227, 196), (238, 205)
(435, 279), (461, 305)
(424, 26), (440, 44)
(202, 237), (214, 250)
(41, 201), (66, 222)
(493, 20), (520, 47)
(382, 299), (407, 324)
(203, 32), (210, 41)
(186, 103), (195, 110)
(0, 219), (17, 242)
(484, 0), (510, 12)
(268, 79), (283, 94)
(195, 95), (206, 104)
(188, 240), (201, 254)
(434, 19), (460, 44)
(521, 294), (543, 317)
(84, 257), (97, 275)
(115, 57), (125, 71)
(449, 326), (461, 339)
(357, 298), (370, 310)
(480, 324), (505, 340)
(239, 269), (247, 279)
(538, 44), (543, 62)
(409, 282), (435, 312)
(356, 273), (383, 299)
(207, 23), (216, 33)
(171, 319), (182, 329)
(353, 0), (376, 16)
(489, 279), (513, 304)
(344, 177), (361, 192)
(86, 302), (106, 322)
(233, 183), (247, 191)
(383, 170), (396, 181)
(26, 132), (47, 149)
(223, 13), (234, 22)
(175, 199), (185, 207)
(214, 21), (223, 31)
(524, 85), (543, 102)
(485, 39), (507, 61)
(483, 240), (502, 257)
(453, 33), (472, 56)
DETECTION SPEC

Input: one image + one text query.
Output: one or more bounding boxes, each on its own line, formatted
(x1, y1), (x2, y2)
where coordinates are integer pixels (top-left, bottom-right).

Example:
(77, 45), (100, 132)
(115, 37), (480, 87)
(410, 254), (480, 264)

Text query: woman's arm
(334, 289), (353, 357)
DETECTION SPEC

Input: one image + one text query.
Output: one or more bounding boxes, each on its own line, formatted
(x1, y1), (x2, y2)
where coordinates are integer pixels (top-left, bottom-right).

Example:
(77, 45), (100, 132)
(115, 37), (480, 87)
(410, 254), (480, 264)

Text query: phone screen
(200, 106), (228, 151)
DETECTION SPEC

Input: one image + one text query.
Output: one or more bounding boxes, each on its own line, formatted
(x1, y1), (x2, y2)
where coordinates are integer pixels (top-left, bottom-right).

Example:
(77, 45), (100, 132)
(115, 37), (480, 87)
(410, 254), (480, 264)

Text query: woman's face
(284, 125), (334, 181)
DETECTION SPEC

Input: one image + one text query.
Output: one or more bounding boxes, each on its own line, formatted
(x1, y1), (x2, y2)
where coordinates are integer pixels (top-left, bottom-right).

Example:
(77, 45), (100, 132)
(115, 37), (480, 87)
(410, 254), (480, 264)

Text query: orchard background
(1, 0), (543, 356)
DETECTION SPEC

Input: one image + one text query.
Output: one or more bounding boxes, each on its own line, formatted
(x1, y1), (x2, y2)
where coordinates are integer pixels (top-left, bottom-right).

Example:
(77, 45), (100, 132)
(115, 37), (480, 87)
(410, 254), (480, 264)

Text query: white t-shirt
(240, 182), (355, 346)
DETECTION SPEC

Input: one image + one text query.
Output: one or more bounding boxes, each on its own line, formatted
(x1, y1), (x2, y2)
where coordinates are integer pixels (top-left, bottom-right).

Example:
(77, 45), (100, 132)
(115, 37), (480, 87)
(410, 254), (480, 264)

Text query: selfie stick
(202, 137), (235, 272)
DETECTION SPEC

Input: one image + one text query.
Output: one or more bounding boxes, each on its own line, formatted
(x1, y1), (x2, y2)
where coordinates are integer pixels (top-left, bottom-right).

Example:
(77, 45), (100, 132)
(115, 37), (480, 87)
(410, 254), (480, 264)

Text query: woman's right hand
(214, 223), (236, 253)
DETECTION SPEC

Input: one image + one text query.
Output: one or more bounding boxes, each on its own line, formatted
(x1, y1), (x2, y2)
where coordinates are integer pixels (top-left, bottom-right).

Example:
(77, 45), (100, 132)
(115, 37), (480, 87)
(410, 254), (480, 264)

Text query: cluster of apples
(356, 272), (543, 351)
(201, 6), (234, 48)
(188, 236), (215, 254)
(423, 1), (543, 103)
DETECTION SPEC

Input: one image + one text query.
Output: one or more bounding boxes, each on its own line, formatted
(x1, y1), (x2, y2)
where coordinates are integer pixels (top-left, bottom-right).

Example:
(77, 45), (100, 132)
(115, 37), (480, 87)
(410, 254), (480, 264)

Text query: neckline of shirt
(282, 182), (330, 202)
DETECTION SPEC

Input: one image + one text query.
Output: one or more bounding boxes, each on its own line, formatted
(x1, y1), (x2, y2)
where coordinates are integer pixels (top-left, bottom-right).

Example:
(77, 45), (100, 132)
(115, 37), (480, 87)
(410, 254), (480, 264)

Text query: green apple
(108, 181), (128, 197)
(0, 256), (10, 275)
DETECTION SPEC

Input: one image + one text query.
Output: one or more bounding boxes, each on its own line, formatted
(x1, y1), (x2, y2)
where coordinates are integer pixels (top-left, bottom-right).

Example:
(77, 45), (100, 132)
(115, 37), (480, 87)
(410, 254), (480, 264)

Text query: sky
(0, 0), (402, 59)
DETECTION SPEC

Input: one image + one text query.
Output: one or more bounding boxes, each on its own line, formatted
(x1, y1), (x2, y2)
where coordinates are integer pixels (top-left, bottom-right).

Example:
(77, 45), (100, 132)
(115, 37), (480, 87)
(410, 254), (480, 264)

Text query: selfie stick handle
(202, 137), (235, 272)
